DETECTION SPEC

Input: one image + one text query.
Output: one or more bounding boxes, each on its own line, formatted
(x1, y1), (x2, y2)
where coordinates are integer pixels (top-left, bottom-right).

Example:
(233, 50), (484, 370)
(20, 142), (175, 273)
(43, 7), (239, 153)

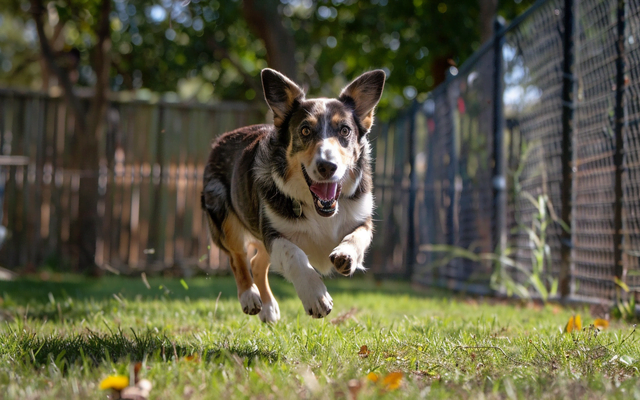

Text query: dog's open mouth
(302, 165), (342, 217)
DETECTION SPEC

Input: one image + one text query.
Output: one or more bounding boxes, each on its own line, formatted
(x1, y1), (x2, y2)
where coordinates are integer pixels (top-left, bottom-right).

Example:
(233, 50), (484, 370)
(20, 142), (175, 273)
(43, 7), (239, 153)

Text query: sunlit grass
(0, 275), (639, 399)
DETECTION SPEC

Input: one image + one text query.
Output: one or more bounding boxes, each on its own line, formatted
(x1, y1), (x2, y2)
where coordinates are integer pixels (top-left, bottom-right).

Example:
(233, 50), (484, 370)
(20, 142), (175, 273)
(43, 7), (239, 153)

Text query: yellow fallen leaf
(574, 314), (582, 331)
(358, 345), (370, 358)
(565, 316), (575, 333)
(382, 372), (403, 390)
(594, 318), (609, 330)
(565, 314), (582, 333)
(99, 375), (129, 391)
(366, 372), (379, 383)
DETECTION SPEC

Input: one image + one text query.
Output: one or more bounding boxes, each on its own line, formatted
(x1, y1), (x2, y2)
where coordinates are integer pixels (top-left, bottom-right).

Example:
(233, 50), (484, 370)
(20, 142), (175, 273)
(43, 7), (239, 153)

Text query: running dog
(202, 68), (385, 322)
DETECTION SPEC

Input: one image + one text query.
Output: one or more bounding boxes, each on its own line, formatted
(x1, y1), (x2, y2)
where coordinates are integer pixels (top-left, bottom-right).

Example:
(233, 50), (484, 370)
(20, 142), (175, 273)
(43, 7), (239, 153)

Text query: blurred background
(1, 0), (639, 308)
(0, 0), (533, 112)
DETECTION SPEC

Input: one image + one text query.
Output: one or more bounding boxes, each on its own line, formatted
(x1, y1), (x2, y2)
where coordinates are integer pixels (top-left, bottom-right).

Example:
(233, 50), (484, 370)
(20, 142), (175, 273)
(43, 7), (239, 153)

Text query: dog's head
(261, 68), (385, 217)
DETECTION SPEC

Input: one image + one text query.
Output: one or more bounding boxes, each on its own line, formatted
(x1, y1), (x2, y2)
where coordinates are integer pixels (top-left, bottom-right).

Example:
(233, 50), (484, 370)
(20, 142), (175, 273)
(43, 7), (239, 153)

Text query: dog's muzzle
(302, 165), (342, 217)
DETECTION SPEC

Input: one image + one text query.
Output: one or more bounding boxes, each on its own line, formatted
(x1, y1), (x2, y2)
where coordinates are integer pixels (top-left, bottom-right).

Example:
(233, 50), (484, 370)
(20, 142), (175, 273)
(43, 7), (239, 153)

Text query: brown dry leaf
(358, 345), (370, 358)
(347, 379), (363, 400)
(330, 307), (358, 325)
(120, 379), (152, 400)
(594, 318), (609, 330)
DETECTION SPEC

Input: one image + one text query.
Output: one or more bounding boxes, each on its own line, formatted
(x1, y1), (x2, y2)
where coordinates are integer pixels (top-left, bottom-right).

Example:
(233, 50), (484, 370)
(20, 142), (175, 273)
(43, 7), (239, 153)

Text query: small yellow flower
(366, 372), (379, 383)
(99, 375), (129, 391)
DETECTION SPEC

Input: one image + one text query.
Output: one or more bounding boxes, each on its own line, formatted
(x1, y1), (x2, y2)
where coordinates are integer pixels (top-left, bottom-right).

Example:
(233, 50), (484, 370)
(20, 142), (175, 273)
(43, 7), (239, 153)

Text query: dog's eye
(340, 126), (351, 137)
(301, 127), (311, 136)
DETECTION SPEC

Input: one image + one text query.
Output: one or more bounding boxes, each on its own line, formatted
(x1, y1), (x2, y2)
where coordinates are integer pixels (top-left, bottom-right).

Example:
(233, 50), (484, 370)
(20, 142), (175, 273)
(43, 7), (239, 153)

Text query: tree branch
(242, 0), (297, 80)
(30, 0), (86, 132)
(87, 0), (111, 144)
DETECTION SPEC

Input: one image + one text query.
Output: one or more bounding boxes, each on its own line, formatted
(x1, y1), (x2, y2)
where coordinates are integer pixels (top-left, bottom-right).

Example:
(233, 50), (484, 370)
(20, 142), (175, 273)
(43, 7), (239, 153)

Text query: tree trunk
(242, 0), (297, 80)
(31, 0), (110, 274)
(479, 0), (498, 43)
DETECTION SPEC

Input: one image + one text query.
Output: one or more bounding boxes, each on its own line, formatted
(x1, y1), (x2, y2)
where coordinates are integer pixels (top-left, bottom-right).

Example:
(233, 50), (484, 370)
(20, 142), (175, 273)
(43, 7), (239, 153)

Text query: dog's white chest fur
(265, 192), (372, 275)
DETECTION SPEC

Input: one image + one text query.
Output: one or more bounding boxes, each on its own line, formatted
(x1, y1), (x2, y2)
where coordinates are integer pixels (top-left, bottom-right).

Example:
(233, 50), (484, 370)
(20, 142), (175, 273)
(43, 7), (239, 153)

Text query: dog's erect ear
(339, 70), (386, 132)
(261, 69), (305, 128)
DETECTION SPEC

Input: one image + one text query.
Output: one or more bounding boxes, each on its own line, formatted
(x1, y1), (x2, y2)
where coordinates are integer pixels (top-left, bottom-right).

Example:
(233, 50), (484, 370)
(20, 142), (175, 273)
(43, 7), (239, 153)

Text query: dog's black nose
(316, 160), (337, 180)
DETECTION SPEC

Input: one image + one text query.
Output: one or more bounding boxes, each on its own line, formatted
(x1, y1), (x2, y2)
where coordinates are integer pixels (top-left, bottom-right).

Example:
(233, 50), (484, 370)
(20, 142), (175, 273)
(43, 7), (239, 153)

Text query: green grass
(1, 274), (639, 399)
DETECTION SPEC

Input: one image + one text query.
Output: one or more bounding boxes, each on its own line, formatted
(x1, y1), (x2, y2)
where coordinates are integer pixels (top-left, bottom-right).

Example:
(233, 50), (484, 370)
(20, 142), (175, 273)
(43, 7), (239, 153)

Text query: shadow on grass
(6, 329), (278, 370)
(0, 273), (449, 305)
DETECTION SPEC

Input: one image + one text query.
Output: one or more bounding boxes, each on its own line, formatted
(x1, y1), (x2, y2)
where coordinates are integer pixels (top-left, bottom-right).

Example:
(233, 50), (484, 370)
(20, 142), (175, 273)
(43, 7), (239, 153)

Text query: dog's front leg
(270, 237), (333, 318)
(330, 218), (373, 276)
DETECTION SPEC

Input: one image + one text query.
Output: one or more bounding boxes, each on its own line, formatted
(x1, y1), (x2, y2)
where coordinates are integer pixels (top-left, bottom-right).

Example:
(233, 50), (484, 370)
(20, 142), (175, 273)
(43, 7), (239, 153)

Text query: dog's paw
(330, 244), (358, 276)
(239, 284), (262, 315)
(259, 300), (281, 323)
(296, 276), (333, 318)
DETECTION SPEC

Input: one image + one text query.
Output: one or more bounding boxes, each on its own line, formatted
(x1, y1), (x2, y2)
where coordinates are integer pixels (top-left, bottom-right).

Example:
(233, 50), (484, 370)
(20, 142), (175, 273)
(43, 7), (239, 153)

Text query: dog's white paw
(296, 275), (333, 318)
(259, 300), (281, 323)
(239, 284), (262, 315)
(330, 244), (359, 276)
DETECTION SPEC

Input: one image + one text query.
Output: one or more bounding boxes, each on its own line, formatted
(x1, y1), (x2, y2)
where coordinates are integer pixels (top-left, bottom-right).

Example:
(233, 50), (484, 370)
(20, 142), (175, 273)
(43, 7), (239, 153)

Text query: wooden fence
(0, 89), (264, 274)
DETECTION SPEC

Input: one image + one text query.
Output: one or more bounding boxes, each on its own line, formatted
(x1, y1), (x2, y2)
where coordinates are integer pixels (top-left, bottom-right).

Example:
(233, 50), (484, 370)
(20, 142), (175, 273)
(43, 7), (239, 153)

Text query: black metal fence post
(492, 18), (507, 268)
(613, 0), (627, 297)
(405, 100), (419, 280)
(446, 75), (458, 249)
(559, 0), (577, 299)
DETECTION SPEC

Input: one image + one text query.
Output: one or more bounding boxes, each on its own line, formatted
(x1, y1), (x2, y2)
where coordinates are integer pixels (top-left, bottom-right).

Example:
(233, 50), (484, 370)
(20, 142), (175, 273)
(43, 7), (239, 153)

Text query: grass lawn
(0, 274), (639, 399)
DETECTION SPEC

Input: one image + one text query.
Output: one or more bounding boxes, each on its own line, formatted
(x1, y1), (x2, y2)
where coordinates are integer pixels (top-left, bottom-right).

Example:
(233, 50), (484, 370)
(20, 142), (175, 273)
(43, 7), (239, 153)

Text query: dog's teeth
(317, 199), (323, 208)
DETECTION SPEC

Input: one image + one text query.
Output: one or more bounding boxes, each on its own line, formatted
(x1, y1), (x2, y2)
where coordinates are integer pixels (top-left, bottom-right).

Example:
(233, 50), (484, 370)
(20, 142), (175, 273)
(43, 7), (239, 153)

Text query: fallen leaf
(358, 345), (370, 358)
(184, 354), (200, 362)
(347, 379), (362, 400)
(382, 372), (403, 390)
(366, 372), (379, 383)
(565, 314), (582, 333)
(121, 379), (152, 400)
(331, 307), (358, 325)
(575, 314), (582, 330)
(99, 375), (129, 391)
(594, 318), (609, 330)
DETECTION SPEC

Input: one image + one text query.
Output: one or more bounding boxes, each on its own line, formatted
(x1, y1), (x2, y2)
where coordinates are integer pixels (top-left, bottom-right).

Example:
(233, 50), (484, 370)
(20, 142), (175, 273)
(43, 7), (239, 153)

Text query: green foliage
(0, 0), (535, 117)
(1, 275), (640, 399)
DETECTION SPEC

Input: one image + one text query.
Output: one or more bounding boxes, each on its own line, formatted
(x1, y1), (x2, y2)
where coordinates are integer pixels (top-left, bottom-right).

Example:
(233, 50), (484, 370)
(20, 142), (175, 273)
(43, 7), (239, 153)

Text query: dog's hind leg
(221, 213), (262, 315)
(250, 242), (280, 323)
(204, 206), (262, 315)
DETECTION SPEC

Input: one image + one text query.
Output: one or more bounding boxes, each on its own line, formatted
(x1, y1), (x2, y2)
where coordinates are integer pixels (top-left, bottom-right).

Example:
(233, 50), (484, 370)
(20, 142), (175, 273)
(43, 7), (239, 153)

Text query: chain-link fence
(372, 0), (640, 304)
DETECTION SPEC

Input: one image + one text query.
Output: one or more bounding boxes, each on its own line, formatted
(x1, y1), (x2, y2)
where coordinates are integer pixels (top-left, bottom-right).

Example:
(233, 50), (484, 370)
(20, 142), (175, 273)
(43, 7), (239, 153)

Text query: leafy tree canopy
(0, 0), (534, 117)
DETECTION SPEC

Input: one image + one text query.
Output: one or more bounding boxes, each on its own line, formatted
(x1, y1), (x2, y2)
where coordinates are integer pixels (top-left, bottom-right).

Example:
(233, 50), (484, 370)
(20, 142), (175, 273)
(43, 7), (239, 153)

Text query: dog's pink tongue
(310, 182), (338, 201)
